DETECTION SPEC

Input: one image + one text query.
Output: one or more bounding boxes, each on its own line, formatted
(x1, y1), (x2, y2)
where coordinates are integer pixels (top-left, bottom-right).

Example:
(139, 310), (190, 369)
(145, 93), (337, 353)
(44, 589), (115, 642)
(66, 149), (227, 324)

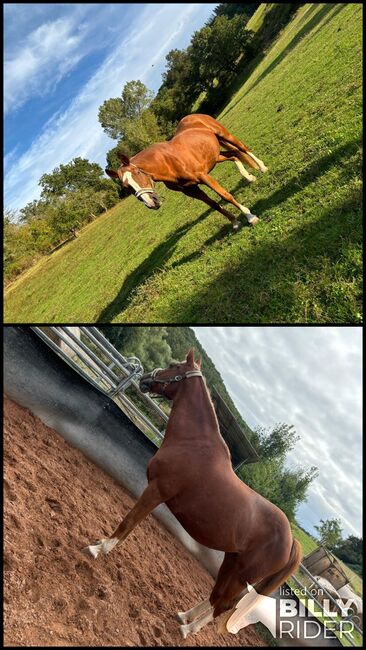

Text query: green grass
(5, 3), (362, 323)
(291, 521), (318, 555)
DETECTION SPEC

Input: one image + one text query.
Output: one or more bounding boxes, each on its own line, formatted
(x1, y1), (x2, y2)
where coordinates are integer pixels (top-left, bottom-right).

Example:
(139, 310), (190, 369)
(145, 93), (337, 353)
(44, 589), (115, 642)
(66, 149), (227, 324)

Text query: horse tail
(217, 538), (302, 634)
(254, 537), (302, 596)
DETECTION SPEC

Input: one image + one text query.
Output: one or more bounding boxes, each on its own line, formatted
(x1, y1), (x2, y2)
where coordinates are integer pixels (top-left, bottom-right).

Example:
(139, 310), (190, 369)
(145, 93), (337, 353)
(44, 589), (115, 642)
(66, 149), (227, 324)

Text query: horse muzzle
(144, 194), (161, 210)
(139, 373), (155, 393)
(136, 189), (161, 209)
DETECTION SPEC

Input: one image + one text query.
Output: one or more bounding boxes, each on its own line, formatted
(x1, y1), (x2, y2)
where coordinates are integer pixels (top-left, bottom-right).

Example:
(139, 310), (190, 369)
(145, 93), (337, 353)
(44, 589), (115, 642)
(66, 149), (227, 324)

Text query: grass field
(4, 3), (362, 323)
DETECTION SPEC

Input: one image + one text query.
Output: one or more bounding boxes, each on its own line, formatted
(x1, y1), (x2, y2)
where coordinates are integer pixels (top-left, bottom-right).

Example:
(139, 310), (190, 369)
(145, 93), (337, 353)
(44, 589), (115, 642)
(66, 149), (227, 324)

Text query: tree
(332, 535), (363, 577)
(151, 48), (200, 132)
(242, 423), (318, 521)
(98, 80), (163, 156)
(252, 423), (300, 459)
(99, 80), (154, 140)
(190, 15), (253, 92)
(210, 3), (260, 22)
(314, 518), (343, 549)
(101, 326), (172, 371)
(39, 157), (109, 198)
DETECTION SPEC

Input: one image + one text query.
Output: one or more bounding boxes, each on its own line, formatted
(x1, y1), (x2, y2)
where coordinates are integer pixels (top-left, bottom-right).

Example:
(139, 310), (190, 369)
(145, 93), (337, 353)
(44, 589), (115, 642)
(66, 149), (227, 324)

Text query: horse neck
(164, 377), (221, 444)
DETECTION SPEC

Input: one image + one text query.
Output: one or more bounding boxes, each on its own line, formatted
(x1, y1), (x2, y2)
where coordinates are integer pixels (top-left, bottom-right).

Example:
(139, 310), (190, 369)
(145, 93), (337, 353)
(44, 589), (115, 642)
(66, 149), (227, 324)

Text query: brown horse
(84, 349), (301, 638)
(105, 114), (268, 231)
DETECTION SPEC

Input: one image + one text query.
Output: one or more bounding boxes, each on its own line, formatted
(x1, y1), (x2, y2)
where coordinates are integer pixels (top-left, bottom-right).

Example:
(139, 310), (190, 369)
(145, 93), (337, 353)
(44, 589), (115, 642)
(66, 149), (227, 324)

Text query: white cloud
(193, 327), (362, 537)
(5, 16), (87, 113)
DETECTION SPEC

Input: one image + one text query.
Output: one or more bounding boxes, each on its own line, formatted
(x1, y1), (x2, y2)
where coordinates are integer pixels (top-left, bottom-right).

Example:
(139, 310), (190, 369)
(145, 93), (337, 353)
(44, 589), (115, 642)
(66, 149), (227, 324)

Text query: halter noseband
(139, 367), (202, 396)
(135, 187), (155, 199)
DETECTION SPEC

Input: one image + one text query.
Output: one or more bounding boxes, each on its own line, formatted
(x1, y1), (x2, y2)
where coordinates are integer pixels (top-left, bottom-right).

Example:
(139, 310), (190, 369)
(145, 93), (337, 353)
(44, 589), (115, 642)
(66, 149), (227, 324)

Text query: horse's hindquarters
(171, 130), (220, 173)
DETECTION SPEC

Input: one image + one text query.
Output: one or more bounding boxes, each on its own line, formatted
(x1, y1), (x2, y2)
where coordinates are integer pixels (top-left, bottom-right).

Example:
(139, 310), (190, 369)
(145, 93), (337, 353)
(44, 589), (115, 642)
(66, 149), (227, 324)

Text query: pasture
(4, 3), (362, 323)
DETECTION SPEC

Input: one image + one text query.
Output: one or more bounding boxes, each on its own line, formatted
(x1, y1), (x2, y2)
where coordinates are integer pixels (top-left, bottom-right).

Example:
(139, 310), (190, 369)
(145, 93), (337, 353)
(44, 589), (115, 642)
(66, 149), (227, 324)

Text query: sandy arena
(4, 397), (266, 647)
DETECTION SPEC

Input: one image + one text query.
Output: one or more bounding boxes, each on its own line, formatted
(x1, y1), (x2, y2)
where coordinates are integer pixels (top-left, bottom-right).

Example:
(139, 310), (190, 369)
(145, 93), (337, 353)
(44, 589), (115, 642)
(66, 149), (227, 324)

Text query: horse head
(139, 348), (202, 399)
(105, 152), (161, 210)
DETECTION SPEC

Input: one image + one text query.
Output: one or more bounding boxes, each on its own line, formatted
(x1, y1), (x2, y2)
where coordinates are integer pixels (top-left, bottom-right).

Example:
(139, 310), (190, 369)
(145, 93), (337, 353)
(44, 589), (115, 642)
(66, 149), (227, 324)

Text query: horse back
(175, 113), (225, 137)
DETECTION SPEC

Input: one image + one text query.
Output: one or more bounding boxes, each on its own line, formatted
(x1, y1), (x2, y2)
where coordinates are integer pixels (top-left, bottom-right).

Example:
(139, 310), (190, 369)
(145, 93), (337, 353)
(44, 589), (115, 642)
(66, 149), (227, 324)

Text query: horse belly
(166, 490), (243, 552)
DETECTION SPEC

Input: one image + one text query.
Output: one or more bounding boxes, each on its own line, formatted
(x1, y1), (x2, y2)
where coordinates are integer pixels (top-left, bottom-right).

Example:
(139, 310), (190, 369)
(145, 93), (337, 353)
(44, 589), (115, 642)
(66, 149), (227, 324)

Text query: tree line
(5, 3), (303, 282)
(101, 325), (318, 525)
(314, 518), (362, 578)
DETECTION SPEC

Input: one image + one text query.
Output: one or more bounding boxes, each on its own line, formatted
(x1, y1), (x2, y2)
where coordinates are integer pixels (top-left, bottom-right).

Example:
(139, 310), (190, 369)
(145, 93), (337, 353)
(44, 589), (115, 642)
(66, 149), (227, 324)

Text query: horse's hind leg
(217, 128), (268, 173)
(208, 551), (260, 633)
(217, 152), (257, 183)
(82, 480), (165, 558)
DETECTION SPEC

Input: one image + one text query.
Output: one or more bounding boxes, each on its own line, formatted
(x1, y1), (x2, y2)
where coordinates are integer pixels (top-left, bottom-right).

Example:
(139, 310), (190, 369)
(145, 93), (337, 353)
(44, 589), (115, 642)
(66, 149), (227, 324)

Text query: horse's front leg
(177, 598), (211, 625)
(199, 173), (259, 226)
(82, 480), (164, 558)
(178, 185), (243, 231)
(179, 607), (214, 639)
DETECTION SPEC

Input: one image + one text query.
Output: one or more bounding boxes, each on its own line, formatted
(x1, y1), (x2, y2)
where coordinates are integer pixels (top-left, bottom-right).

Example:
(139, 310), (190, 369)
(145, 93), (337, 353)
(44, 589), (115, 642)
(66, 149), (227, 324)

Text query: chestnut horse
(106, 114), (268, 231)
(84, 349), (301, 638)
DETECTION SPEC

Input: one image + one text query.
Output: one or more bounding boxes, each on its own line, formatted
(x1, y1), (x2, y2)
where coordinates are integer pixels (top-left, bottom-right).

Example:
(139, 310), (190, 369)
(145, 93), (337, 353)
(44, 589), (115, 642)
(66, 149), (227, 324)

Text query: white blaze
(123, 171), (155, 207)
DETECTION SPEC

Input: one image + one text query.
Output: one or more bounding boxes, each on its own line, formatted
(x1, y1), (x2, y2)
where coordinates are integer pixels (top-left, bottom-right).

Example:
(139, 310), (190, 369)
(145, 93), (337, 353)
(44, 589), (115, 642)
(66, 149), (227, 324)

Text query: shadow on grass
(172, 140), (361, 272)
(172, 185), (362, 324)
(246, 3), (345, 95)
(97, 208), (212, 322)
(230, 139), (361, 216)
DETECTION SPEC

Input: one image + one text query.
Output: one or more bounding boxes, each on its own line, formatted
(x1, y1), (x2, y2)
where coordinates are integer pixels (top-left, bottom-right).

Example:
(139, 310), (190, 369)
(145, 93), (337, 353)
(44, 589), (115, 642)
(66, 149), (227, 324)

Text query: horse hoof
(261, 166), (269, 173)
(232, 220), (242, 232)
(179, 625), (189, 639)
(247, 215), (259, 226)
(82, 541), (104, 559)
(247, 175), (257, 182)
(176, 611), (187, 624)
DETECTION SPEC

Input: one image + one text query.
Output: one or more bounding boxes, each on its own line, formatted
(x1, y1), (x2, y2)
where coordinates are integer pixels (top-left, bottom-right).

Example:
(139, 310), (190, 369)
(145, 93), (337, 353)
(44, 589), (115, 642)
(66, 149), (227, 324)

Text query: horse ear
(186, 348), (195, 365)
(105, 168), (119, 179)
(117, 152), (130, 166)
(197, 355), (202, 368)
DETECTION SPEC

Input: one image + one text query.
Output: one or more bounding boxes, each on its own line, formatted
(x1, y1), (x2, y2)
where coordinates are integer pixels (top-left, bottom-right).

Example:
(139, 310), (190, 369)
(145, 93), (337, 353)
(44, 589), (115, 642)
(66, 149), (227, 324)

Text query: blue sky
(4, 3), (217, 213)
(193, 327), (362, 540)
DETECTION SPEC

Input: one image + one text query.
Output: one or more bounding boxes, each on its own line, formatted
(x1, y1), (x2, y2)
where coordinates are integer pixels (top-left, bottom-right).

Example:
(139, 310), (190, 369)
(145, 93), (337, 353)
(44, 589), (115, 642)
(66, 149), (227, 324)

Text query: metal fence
(290, 563), (363, 647)
(32, 326), (169, 446)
